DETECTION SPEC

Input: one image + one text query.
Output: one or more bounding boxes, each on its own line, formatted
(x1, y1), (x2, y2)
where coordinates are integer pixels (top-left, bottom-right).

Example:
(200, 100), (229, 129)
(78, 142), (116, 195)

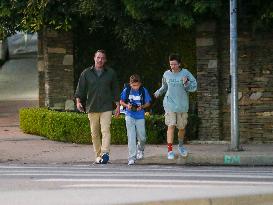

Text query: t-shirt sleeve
(120, 88), (127, 101)
(144, 88), (152, 104)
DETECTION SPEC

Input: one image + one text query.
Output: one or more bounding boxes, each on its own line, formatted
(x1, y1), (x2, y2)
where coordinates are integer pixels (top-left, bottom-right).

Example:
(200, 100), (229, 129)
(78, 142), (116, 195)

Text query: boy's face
(169, 60), (180, 72)
(130, 82), (141, 90)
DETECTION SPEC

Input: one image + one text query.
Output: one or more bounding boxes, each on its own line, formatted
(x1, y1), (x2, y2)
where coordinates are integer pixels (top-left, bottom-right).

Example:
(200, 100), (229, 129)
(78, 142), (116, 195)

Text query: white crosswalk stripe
(0, 164), (273, 187)
(1, 164), (273, 205)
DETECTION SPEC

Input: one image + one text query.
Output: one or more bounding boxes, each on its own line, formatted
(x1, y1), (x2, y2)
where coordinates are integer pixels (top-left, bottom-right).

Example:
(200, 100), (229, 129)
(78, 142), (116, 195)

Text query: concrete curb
(181, 153), (273, 166)
(139, 153), (273, 166)
(133, 193), (273, 205)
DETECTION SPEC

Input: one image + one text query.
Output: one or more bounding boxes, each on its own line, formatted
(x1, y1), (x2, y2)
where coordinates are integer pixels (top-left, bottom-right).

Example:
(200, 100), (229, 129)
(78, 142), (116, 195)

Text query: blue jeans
(125, 116), (146, 160)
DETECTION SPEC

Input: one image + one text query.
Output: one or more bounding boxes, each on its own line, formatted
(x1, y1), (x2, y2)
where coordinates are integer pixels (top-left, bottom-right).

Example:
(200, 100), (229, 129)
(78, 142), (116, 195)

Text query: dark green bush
(20, 108), (199, 144)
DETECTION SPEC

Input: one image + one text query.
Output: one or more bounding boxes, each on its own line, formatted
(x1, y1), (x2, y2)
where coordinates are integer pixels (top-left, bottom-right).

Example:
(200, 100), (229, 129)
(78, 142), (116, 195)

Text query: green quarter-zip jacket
(75, 66), (120, 113)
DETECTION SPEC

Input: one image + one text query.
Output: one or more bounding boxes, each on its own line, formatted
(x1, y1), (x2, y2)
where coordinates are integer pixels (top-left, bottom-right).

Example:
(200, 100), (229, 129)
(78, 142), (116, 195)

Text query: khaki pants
(88, 111), (112, 158)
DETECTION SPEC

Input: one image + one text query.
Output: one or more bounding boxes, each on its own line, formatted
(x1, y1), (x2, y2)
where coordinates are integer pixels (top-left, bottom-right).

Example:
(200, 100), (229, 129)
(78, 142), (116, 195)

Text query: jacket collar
(90, 65), (108, 72)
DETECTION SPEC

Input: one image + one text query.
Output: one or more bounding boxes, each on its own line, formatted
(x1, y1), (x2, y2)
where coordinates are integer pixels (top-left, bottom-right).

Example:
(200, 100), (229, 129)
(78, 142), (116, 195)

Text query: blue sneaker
(178, 145), (188, 157)
(100, 153), (109, 164)
(167, 151), (175, 160)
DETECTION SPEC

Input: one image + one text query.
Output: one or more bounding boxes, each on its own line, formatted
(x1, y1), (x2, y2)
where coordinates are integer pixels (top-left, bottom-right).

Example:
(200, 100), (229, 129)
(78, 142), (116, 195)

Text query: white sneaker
(128, 159), (135, 165)
(167, 151), (175, 160)
(136, 150), (144, 160)
(95, 157), (102, 164)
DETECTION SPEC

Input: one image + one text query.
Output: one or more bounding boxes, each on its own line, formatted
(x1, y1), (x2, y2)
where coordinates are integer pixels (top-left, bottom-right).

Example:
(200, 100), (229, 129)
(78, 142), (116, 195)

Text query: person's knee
(167, 126), (175, 131)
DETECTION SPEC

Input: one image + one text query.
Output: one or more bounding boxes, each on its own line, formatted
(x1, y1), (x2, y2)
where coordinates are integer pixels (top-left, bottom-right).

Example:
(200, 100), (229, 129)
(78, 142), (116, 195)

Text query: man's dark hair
(169, 53), (181, 63)
(94, 49), (106, 57)
(129, 74), (141, 84)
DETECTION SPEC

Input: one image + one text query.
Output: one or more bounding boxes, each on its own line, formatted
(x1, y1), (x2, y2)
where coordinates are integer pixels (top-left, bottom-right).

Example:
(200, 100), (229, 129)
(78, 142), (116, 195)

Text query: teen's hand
(183, 77), (189, 86)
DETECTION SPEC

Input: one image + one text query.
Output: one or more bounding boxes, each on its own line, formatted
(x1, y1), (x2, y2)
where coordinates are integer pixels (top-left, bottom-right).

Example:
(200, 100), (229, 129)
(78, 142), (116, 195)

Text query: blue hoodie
(154, 68), (197, 113)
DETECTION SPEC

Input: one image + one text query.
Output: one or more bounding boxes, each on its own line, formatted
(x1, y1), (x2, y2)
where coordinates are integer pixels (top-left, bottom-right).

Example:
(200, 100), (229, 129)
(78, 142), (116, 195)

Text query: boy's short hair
(169, 53), (181, 63)
(129, 74), (141, 84)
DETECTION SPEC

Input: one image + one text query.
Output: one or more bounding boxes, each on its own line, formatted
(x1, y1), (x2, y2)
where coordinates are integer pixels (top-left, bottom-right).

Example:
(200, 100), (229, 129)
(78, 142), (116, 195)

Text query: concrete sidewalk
(0, 99), (272, 166)
(1, 99), (272, 166)
(1, 123), (273, 166)
(0, 100), (273, 166)
(0, 100), (272, 166)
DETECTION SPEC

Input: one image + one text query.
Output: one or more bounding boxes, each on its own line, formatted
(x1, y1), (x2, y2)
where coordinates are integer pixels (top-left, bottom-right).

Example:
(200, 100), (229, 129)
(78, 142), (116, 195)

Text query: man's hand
(114, 103), (120, 117)
(76, 101), (85, 112)
(76, 98), (85, 112)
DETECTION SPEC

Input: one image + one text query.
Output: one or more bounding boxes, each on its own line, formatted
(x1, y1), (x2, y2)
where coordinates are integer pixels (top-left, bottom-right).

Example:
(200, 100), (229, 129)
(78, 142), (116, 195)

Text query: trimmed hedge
(19, 108), (199, 144)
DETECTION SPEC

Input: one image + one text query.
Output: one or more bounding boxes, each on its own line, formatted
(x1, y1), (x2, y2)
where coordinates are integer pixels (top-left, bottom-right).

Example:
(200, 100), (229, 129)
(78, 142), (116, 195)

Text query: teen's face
(169, 60), (180, 72)
(94, 52), (106, 69)
(130, 82), (141, 90)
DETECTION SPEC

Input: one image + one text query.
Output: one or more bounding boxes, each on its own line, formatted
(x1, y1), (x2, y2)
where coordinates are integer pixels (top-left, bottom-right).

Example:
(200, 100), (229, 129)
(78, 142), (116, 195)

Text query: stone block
(46, 30), (58, 38)
(196, 38), (214, 47)
(63, 54), (73, 65)
(53, 102), (65, 110)
(48, 47), (66, 54)
(208, 60), (217, 69)
(37, 60), (45, 72)
(250, 92), (262, 100)
(65, 100), (75, 111)
(196, 22), (216, 32)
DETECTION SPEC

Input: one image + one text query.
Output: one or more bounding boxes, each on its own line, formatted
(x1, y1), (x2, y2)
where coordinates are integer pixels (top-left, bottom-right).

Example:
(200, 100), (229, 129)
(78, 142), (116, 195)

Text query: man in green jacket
(75, 49), (120, 164)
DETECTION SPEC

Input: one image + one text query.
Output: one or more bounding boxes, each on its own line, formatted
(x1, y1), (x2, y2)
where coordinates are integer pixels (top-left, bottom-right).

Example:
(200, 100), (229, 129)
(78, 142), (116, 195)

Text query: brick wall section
(219, 25), (273, 143)
(196, 22), (222, 140)
(42, 29), (74, 109)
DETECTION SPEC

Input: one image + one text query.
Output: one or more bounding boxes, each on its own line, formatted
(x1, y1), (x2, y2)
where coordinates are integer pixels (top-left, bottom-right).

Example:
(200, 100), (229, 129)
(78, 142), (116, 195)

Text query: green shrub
(19, 108), (199, 144)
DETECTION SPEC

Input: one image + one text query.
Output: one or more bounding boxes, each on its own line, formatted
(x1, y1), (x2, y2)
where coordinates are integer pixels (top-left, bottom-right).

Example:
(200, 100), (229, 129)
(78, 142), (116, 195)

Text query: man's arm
(75, 71), (87, 112)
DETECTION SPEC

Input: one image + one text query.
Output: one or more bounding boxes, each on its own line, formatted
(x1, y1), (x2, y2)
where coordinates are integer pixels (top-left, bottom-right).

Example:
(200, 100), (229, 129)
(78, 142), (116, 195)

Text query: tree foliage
(121, 0), (221, 28)
(0, 0), (75, 39)
(1, 0), (272, 41)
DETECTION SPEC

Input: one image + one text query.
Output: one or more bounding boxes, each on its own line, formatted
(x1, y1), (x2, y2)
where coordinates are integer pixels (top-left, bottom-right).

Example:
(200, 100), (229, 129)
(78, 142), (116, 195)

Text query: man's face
(169, 60), (180, 72)
(94, 52), (106, 69)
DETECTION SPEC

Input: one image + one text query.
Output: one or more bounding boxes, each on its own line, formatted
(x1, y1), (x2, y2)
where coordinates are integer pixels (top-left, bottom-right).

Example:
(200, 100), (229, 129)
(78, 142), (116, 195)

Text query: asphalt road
(0, 164), (273, 205)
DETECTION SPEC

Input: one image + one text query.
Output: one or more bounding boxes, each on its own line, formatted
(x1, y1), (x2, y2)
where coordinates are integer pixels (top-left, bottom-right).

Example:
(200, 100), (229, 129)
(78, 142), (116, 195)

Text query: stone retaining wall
(38, 28), (74, 109)
(196, 20), (273, 143)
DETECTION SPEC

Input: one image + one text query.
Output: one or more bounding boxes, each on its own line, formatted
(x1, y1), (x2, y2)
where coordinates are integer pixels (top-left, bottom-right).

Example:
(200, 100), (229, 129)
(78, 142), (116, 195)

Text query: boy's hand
(137, 105), (142, 111)
(127, 103), (132, 110)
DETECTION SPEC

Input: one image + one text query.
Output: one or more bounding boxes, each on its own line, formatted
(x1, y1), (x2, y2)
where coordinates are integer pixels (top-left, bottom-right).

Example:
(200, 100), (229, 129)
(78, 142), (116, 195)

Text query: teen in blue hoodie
(154, 53), (197, 160)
